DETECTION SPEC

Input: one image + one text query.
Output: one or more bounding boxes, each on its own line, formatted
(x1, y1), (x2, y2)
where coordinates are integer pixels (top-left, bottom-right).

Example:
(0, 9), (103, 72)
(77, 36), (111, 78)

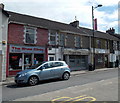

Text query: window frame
(96, 39), (101, 49)
(75, 36), (81, 48)
(59, 34), (65, 46)
(24, 26), (37, 44)
(49, 30), (57, 45)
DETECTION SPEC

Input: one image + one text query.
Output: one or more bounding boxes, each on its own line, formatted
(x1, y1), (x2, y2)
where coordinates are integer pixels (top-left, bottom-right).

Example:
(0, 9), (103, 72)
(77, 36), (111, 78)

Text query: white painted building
(0, 4), (9, 81)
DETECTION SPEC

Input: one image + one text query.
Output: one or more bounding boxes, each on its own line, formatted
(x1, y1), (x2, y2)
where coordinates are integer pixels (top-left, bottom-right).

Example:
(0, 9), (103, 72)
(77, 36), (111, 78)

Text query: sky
(1, 0), (119, 33)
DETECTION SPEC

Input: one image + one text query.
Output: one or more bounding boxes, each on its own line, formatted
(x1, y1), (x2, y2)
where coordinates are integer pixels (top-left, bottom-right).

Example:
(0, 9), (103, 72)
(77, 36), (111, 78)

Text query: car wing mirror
(38, 66), (45, 70)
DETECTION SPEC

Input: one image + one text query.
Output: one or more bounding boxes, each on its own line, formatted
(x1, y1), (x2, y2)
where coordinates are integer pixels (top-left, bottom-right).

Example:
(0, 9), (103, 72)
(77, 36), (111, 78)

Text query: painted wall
(0, 9), (9, 81)
(0, 9), (2, 81)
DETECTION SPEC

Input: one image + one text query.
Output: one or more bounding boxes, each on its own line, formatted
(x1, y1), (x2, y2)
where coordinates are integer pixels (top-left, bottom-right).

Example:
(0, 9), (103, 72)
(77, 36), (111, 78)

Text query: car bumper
(15, 77), (28, 84)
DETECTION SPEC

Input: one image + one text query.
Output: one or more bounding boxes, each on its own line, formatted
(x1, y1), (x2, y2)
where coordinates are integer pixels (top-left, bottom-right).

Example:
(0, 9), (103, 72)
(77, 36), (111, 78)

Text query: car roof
(45, 61), (66, 63)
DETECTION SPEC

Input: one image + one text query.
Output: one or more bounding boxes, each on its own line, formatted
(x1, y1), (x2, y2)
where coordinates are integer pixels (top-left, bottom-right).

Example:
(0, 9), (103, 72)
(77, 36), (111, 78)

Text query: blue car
(15, 61), (70, 86)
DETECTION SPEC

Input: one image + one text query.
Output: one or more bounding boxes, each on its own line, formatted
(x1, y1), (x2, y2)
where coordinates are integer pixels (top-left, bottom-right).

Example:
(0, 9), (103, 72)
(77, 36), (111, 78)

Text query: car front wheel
(28, 76), (39, 86)
(62, 72), (70, 80)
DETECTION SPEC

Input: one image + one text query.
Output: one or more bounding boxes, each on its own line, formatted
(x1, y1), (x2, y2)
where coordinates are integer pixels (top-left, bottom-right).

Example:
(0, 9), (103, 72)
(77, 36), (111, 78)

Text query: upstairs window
(59, 34), (65, 46)
(119, 41), (120, 50)
(113, 41), (117, 50)
(105, 40), (108, 49)
(75, 36), (81, 48)
(24, 27), (37, 44)
(96, 39), (101, 48)
(49, 30), (56, 45)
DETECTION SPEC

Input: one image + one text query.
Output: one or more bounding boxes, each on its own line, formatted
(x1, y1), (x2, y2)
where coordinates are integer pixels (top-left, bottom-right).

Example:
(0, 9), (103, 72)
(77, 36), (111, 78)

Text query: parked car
(15, 61), (70, 86)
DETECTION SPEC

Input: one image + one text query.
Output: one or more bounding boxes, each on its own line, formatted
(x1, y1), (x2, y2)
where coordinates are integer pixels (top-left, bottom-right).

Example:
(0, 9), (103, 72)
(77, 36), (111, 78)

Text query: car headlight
(19, 73), (27, 77)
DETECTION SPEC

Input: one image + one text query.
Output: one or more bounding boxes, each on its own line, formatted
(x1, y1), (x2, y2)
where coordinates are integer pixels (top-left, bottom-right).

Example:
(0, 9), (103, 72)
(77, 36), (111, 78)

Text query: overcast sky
(1, 0), (119, 33)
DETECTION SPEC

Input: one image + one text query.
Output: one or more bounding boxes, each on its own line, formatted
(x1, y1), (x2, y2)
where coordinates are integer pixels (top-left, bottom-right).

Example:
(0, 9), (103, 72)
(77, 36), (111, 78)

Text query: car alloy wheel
(28, 76), (38, 86)
(62, 72), (70, 80)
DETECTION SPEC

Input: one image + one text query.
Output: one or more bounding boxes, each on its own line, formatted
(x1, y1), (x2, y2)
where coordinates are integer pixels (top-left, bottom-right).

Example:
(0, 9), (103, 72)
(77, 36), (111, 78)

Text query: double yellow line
(51, 95), (96, 103)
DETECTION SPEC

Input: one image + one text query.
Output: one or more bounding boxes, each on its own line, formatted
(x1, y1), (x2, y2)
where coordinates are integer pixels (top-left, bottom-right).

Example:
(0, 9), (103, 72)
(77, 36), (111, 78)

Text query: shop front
(8, 45), (45, 76)
(63, 48), (89, 71)
(95, 49), (109, 69)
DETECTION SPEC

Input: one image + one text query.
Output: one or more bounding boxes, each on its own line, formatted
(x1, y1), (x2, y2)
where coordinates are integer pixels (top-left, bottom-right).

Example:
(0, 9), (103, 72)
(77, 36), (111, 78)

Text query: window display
(24, 54), (32, 69)
(34, 54), (43, 64)
(9, 53), (22, 70)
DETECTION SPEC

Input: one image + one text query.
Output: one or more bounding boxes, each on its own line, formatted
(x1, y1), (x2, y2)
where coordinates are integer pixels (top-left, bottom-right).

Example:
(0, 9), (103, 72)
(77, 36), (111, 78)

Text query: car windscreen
(27, 61), (47, 69)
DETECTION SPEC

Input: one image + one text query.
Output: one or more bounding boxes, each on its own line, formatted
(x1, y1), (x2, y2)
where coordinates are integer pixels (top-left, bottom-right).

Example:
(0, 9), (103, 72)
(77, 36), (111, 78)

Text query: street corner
(51, 95), (96, 103)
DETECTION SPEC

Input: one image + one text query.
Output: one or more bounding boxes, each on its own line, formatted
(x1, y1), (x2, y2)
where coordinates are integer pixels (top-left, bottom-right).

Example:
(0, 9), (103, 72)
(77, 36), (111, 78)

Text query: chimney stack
(70, 20), (79, 28)
(0, 3), (4, 9)
(106, 27), (115, 35)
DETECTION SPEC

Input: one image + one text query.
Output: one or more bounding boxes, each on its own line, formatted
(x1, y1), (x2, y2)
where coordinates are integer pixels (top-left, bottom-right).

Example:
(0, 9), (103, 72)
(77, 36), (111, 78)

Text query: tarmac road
(2, 68), (118, 102)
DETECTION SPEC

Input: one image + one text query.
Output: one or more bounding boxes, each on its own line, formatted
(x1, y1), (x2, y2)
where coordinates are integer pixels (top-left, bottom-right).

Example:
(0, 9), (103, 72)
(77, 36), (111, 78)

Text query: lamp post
(92, 4), (102, 70)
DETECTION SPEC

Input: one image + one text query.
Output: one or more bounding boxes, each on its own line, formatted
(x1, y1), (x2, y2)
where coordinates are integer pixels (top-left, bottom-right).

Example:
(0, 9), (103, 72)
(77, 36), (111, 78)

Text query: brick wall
(8, 23), (48, 46)
(36, 28), (48, 46)
(8, 23), (24, 44)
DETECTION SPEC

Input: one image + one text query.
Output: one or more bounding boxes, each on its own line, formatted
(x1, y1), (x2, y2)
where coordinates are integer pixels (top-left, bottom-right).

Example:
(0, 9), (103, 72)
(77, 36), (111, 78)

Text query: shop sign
(64, 49), (89, 55)
(10, 45), (45, 53)
(95, 49), (109, 54)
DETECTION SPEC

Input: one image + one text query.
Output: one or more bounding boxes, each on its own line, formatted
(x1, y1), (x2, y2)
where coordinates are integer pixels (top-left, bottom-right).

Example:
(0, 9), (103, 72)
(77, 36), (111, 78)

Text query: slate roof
(110, 34), (120, 39)
(7, 11), (119, 41)
(79, 27), (119, 41)
(7, 11), (86, 36)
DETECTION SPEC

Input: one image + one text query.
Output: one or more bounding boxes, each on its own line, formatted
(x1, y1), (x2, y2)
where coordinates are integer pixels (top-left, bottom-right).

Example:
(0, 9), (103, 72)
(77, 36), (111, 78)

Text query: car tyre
(28, 76), (39, 86)
(62, 72), (70, 80)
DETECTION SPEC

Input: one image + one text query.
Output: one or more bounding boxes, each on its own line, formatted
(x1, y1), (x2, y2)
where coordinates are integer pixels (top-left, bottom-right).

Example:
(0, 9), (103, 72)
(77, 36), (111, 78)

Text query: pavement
(0, 67), (118, 86)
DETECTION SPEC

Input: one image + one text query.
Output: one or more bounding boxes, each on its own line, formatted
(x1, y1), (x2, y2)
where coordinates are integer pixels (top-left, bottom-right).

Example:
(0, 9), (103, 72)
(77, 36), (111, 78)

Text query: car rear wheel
(62, 72), (70, 80)
(28, 76), (39, 86)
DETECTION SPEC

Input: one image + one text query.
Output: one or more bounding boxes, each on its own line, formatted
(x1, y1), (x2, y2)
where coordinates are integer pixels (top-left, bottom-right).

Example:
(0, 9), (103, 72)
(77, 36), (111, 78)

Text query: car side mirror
(39, 66), (45, 70)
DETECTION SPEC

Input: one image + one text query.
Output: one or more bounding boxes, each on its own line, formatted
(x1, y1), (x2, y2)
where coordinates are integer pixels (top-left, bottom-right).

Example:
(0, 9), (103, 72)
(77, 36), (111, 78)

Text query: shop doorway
(105, 55), (108, 68)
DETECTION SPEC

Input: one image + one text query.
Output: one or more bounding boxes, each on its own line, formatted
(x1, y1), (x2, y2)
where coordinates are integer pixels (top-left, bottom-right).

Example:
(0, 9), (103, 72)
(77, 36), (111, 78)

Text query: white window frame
(49, 30), (57, 45)
(59, 34), (65, 46)
(24, 26), (37, 44)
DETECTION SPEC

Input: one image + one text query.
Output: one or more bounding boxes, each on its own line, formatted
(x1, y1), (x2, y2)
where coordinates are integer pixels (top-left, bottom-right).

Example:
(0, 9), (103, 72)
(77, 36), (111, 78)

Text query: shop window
(24, 26), (37, 44)
(98, 56), (103, 63)
(34, 54), (44, 65)
(9, 53), (22, 70)
(24, 54), (32, 69)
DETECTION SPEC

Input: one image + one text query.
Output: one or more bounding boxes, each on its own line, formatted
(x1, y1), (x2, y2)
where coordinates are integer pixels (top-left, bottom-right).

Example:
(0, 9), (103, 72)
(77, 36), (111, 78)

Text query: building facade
(6, 12), (48, 76)
(0, 4), (9, 81)
(3, 10), (120, 77)
(47, 21), (90, 71)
